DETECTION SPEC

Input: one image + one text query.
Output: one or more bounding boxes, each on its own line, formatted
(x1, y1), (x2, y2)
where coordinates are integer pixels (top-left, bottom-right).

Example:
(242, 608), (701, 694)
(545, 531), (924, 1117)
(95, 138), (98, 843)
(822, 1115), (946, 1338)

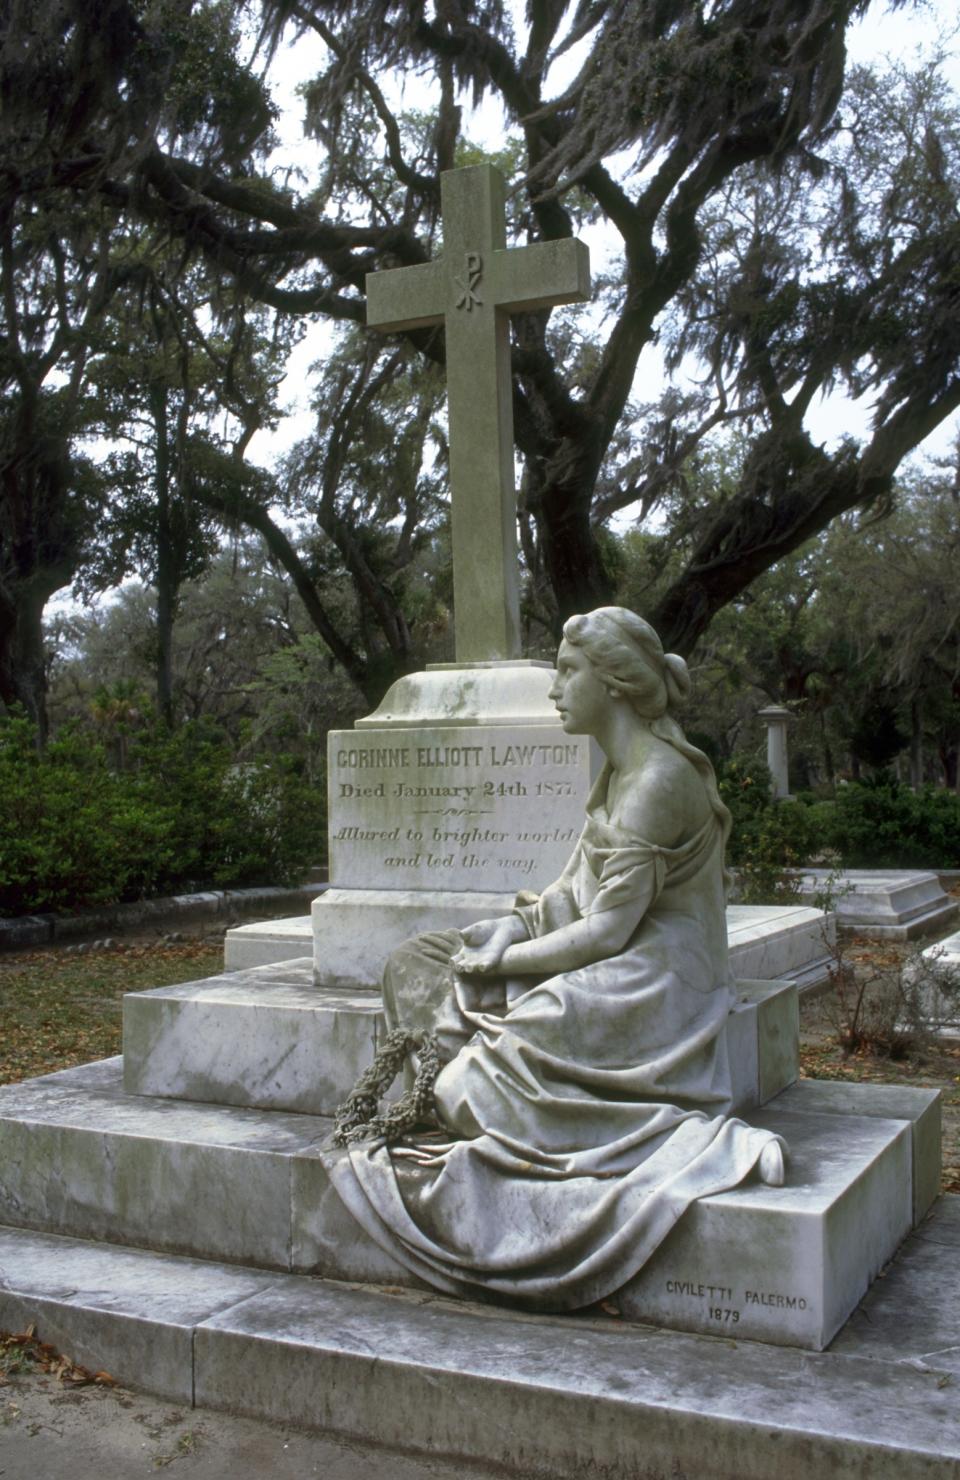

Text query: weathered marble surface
(193, 1204), (960, 1479)
(913, 927), (960, 1028)
(0, 1058), (329, 1269)
(797, 868), (958, 940)
(124, 964), (382, 1114)
(830, 1194), (960, 1368)
(618, 1107), (912, 1349)
(312, 888), (519, 989)
(123, 960), (797, 1117)
(365, 163), (589, 662)
(223, 900), (836, 989)
(774, 1080), (941, 1224)
(0, 1225), (274, 1402)
(726, 902), (835, 988)
(0, 1058), (927, 1349)
(2, 1201), (958, 1478)
(729, 978), (799, 1107)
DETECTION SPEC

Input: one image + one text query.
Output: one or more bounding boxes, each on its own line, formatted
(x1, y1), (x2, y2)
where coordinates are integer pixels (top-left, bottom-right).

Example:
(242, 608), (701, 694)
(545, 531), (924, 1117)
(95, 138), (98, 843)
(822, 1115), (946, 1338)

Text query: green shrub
(718, 757), (818, 903)
(0, 713), (327, 917)
(818, 778), (960, 869)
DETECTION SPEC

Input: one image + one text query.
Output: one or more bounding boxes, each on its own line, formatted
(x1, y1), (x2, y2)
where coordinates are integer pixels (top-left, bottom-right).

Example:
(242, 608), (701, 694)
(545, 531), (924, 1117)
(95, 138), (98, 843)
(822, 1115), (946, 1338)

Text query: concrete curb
(0, 883), (328, 952)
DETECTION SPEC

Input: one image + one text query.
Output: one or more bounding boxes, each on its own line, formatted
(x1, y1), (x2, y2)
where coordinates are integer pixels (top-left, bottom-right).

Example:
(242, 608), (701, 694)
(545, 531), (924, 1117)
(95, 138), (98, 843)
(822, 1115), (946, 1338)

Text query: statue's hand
(451, 941), (504, 975)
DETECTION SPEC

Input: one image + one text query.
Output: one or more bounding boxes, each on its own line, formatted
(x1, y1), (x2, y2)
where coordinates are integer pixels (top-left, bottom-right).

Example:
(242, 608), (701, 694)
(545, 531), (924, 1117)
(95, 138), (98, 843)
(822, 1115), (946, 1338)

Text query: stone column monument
(758, 705), (793, 800)
(312, 164), (598, 987)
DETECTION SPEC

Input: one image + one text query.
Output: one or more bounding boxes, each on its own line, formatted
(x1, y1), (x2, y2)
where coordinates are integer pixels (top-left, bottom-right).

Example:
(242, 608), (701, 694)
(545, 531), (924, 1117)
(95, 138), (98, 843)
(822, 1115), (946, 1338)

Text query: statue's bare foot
(758, 1141), (786, 1187)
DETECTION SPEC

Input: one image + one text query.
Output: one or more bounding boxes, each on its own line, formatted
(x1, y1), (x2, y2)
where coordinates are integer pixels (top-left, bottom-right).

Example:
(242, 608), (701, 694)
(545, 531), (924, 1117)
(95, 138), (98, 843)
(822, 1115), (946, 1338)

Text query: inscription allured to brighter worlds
(327, 727), (593, 891)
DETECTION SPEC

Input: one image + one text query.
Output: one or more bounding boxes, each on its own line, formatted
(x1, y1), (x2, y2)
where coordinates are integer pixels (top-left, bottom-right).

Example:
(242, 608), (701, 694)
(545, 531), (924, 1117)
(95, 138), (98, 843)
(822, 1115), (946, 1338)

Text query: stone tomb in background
(796, 868), (957, 941)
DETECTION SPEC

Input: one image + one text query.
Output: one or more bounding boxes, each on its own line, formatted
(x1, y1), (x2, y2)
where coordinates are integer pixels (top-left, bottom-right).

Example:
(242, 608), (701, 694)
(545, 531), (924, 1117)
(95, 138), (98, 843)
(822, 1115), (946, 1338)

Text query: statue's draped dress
(322, 763), (781, 1311)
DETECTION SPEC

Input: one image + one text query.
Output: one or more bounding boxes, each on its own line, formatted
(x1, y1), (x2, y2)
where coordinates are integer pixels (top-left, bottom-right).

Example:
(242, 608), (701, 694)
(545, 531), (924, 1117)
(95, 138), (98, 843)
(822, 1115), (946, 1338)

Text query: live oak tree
(5, 0), (960, 725)
(129, 0), (960, 656)
(658, 445), (960, 788)
(80, 247), (295, 726)
(0, 0), (275, 734)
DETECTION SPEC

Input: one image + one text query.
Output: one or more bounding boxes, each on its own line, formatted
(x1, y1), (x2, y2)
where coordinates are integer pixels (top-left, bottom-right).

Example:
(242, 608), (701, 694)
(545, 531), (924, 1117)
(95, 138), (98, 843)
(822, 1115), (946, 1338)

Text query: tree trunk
(0, 426), (83, 746)
(909, 698), (924, 790)
(819, 711), (835, 790)
(0, 582), (51, 746)
(151, 384), (176, 728)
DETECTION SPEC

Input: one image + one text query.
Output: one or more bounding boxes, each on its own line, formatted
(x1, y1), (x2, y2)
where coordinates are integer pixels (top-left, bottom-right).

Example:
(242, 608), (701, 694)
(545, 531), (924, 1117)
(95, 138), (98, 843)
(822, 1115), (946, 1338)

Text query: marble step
(226, 902), (837, 989)
(122, 962), (799, 1118)
(1, 1208), (959, 1479)
(0, 1061), (937, 1349)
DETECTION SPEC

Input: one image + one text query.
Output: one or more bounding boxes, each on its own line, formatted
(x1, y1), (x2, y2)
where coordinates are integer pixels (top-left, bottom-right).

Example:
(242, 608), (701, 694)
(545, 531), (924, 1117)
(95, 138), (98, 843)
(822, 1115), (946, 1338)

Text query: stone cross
(366, 164), (590, 663)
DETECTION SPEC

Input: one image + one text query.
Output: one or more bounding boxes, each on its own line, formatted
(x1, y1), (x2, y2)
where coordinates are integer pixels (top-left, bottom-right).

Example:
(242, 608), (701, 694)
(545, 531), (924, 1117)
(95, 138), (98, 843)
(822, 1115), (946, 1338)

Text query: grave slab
(123, 962), (797, 1117)
(913, 927), (960, 1029)
(797, 868), (958, 940)
(192, 1226), (960, 1480)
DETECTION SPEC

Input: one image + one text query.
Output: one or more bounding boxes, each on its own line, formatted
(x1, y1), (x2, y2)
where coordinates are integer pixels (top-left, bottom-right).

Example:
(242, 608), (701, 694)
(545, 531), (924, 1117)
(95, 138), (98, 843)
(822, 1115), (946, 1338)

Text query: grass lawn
(0, 939), (224, 1086)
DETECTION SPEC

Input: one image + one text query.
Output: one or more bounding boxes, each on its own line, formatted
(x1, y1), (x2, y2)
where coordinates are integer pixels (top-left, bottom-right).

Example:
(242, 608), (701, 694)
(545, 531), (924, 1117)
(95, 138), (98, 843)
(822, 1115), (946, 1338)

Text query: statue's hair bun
(663, 652), (691, 708)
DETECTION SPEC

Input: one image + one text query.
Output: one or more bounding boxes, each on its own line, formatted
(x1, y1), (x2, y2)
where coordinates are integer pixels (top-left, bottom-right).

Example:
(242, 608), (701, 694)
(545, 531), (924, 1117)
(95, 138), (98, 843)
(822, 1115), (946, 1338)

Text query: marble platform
(910, 927), (960, 1030)
(123, 962), (799, 1117)
(1, 1204), (958, 1479)
(797, 869), (958, 940)
(0, 1058), (938, 1352)
(226, 901), (837, 991)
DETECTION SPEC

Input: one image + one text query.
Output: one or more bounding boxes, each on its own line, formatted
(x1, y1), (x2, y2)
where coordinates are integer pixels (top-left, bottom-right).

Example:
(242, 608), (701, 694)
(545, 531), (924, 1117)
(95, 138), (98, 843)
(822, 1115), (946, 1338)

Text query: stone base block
(0, 1062), (923, 1353)
(774, 1079), (941, 1225)
(123, 961), (382, 1115)
(619, 1107), (911, 1350)
(123, 959), (797, 1117)
(312, 888), (518, 987)
(798, 869), (958, 940)
(0, 1058), (337, 1272)
(728, 978), (799, 1107)
(224, 915), (313, 970)
(194, 1199), (960, 1479)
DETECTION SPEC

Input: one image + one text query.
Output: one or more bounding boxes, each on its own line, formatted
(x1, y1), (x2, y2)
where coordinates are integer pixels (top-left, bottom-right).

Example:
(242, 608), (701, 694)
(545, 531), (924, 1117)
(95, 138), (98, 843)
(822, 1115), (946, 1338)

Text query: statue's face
(549, 639), (613, 736)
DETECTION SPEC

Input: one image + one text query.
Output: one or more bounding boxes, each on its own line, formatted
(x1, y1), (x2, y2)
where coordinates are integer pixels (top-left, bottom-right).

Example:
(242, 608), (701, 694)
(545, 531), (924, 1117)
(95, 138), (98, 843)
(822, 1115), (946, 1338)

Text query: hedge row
(720, 760), (960, 879)
(0, 715), (326, 917)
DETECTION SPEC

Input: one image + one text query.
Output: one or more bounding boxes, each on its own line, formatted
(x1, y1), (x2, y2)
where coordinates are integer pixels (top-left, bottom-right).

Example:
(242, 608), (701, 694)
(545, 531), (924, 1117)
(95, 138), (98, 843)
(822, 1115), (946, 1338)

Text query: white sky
(245, 0), (960, 485)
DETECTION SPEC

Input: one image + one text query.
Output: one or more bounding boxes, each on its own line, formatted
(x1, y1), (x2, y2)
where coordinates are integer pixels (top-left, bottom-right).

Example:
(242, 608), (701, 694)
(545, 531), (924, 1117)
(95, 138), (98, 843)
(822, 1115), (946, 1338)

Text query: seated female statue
(323, 607), (785, 1311)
